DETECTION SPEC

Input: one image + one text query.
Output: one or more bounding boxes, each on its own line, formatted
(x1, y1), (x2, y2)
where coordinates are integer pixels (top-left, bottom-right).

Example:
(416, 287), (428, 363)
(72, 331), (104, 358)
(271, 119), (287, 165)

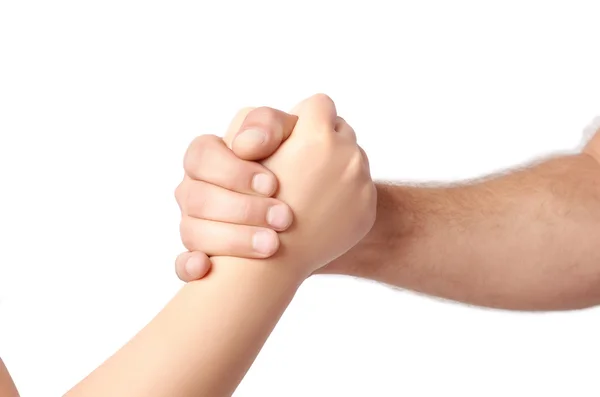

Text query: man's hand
(254, 94), (376, 273)
(174, 106), (299, 280)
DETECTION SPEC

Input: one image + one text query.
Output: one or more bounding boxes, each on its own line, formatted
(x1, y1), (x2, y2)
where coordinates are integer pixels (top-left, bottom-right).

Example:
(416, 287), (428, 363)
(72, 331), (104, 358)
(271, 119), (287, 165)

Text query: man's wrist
(317, 182), (413, 278)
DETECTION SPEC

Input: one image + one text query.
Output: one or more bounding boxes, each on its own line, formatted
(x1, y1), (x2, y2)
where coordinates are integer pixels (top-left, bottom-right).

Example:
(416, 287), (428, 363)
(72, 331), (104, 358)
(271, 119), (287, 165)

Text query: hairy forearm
(65, 258), (305, 397)
(322, 152), (600, 310)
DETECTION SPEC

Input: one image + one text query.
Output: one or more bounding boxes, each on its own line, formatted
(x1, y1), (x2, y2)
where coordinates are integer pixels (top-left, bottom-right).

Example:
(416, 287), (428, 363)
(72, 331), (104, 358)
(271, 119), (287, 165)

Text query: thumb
(231, 107), (298, 161)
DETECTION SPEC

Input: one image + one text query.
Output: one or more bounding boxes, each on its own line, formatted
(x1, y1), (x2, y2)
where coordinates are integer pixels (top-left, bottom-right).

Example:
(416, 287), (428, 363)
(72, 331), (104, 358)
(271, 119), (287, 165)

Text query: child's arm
(64, 258), (306, 397)
(64, 94), (376, 397)
(0, 359), (20, 397)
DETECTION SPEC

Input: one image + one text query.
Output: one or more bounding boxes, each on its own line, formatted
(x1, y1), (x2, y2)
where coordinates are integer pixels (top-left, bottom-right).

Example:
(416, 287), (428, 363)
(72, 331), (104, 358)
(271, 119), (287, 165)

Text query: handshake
(63, 93), (600, 396)
(64, 94), (381, 397)
(174, 93), (378, 280)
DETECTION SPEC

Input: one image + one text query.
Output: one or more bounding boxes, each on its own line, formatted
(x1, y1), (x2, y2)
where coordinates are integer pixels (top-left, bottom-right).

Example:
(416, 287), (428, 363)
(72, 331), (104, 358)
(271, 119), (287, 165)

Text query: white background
(1, 1), (600, 396)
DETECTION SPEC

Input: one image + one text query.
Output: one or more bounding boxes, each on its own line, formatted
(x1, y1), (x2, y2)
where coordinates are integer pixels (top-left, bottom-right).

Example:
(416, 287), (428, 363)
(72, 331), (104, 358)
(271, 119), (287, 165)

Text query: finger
(334, 116), (357, 142)
(358, 145), (371, 174)
(183, 134), (278, 196)
(230, 107), (298, 161)
(184, 180), (293, 231)
(180, 216), (280, 258)
(289, 93), (337, 135)
(223, 107), (255, 145)
(175, 251), (212, 282)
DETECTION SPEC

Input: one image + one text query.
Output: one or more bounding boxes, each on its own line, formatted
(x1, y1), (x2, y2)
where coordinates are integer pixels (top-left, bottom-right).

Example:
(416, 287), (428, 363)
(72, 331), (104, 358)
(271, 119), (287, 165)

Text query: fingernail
(252, 230), (277, 255)
(252, 173), (275, 195)
(267, 204), (292, 229)
(185, 256), (204, 278)
(236, 128), (266, 147)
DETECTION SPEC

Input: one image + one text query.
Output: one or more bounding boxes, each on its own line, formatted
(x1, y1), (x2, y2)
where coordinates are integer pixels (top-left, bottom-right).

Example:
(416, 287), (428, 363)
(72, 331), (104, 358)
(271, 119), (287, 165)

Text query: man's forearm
(65, 257), (305, 397)
(322, 152), (600, 310)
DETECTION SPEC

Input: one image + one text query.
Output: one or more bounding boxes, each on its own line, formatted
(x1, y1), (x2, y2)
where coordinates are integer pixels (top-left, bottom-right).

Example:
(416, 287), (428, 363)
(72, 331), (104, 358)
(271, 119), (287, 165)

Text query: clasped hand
(174, 94), (377, 279)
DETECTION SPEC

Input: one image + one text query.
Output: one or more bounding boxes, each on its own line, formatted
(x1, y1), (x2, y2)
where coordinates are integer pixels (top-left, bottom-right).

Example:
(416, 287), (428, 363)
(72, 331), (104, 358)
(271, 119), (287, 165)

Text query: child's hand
(174, 106), (297, 280)
(254, 94), (376, 274)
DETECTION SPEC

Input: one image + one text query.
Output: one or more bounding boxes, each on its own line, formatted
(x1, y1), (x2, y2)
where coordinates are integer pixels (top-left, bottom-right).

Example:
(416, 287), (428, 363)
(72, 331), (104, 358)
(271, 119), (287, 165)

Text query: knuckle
(184, 134), (219, 175)
(179, 219), (196, 251)
(174, 182), (183, 201)
(344, 147), (365, 173)
(174, 182), (185, 210)
(334, 116), (346, 131)
(237, 197), (255, 224)
(358, 146), (369, 165)
(309, 93), (335, 107)
(187, 183), (210, 217)
(350, 152), (363, 170)
(335, 117), (357, 140)
(248, 106), (279, 126)
(306, 93), (337, 132)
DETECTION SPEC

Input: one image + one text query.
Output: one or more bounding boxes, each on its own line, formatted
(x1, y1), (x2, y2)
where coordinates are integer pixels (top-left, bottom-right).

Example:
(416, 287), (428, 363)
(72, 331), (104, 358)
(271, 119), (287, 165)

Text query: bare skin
(59, 94), (375, 397)
(321, 152), (600, 310)
(175, 105), (600, 311)
(1, 94), (375, 397)
(4, 98), (599, 396)
(0, 359), (19, 397)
